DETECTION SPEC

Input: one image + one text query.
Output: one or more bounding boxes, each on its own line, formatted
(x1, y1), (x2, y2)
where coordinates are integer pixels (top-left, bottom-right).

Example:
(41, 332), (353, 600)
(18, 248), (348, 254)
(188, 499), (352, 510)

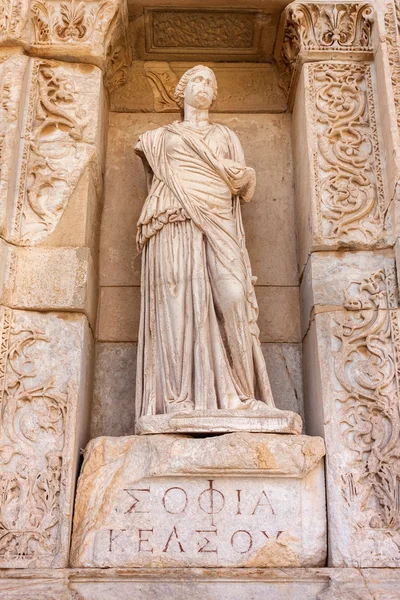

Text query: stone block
(97, 287), (141, 342)
(111, 61), (287, 113)
(1, 567), (400, 600)
(96, 285), (300, 344)
(0, 243), (97, 327)
(0, 57), (105, 246)
(303, 265), (400, 567)
(91, 342), (137, 438)
(292, 62), (390, 276)
(0, 308), (92, 568)
(70, 433), (326, 568)
(101, 112), (298, 288)
(300, 250), (396, 336)
(257, 287), (301, 343)
(262, 343), (304, 419)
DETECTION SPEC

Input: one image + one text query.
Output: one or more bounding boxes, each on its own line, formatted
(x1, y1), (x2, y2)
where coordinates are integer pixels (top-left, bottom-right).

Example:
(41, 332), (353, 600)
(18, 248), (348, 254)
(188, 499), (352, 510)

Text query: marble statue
(135, 65), (301, 434)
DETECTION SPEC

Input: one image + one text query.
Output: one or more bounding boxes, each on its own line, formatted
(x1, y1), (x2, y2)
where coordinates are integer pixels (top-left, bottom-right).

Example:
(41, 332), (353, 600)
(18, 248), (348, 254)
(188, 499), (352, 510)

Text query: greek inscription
(162, 526), (185, 553)
(162, 487), (188, 514)
(196, 528), (218, 553)
(251, 490), (275, 515)
(109, 529), (126, 552)
(231, 530), (253, 554)
(138, 528), (153, 553)
(124, 488), (150, 514)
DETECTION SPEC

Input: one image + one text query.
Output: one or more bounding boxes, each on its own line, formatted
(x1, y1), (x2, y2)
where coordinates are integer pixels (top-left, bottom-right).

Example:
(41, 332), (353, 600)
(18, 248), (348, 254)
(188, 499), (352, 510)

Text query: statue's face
(184, 69), (215, 110)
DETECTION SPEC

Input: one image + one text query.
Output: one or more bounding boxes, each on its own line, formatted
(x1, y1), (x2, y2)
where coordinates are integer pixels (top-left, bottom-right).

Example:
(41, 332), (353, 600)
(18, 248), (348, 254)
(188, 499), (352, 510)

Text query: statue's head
(174, 65), (218, 111)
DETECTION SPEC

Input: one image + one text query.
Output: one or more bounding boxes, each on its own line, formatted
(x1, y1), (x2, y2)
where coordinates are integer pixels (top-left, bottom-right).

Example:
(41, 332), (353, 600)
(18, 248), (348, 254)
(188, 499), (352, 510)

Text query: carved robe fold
(135, 121), (274, 418)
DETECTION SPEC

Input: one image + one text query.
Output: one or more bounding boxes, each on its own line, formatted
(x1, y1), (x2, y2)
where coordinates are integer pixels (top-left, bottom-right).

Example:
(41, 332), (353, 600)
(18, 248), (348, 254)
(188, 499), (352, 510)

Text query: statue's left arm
(223, 127), (256, 204)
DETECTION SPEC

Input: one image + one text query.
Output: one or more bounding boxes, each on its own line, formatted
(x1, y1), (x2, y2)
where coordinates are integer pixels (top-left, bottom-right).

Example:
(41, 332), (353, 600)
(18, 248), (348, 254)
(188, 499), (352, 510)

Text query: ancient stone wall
(0, 1), (400, 598)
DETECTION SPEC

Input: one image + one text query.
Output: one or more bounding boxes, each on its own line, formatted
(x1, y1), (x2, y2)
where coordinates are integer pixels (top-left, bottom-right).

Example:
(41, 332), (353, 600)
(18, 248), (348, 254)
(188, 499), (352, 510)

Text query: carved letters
(333, 268), (400, 542)
(308, 62), (385, 244)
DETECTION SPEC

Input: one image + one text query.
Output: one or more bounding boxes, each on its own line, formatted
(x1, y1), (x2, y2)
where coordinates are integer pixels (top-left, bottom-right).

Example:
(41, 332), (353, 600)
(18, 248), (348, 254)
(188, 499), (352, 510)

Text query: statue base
(136, 408), (302, 435)
(70, 432), (326, 568)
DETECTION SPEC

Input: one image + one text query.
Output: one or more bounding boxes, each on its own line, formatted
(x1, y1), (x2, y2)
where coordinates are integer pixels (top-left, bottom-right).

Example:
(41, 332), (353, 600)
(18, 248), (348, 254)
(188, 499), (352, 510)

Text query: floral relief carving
(278, 2), (374, 96)
(151, 10), (255, 49)
(309, 62), (385, 244)
(30, 0), (119, 45)
(12, 59), (98, 245)
(0, 308), (70, 567)
(333, 268), (400, 536)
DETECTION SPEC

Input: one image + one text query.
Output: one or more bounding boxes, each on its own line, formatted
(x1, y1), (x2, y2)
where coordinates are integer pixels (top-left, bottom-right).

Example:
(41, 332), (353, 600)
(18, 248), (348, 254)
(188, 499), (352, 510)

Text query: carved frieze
(275, 2), (374, 99)
(0, 307), (90, 568)
(0, 57), (103, 246)
(308, 62), (385, 246)
(136, 8), (274, 61)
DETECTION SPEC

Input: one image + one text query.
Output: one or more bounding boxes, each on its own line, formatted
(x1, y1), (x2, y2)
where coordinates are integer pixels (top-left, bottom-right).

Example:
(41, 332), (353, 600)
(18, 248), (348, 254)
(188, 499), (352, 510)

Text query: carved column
(0, 0), (129, 568)
(277, 1), (400, 567)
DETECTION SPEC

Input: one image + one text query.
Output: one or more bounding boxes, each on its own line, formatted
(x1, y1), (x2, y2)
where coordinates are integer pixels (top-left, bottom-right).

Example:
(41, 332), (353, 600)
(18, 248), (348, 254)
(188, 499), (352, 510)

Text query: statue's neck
(183, 105), (210, 129)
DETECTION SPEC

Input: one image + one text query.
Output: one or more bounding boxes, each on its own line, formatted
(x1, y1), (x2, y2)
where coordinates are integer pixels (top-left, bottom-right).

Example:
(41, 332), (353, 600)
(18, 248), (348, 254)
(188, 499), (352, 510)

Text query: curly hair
(174, 65), (218, 109)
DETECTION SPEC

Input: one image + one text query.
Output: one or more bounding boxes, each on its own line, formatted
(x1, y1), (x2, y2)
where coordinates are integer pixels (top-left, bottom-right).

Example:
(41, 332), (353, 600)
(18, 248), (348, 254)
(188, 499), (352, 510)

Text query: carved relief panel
(293, 61), (388, 269)
(0, 55), (103, 246)
(309, 267), (400, 566)
(0, 307), (91, 568)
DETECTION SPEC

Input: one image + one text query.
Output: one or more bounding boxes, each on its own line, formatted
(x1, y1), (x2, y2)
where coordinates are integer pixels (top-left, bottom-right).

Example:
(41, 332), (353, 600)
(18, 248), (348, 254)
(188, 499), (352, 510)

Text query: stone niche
(94, 61), (302, 437)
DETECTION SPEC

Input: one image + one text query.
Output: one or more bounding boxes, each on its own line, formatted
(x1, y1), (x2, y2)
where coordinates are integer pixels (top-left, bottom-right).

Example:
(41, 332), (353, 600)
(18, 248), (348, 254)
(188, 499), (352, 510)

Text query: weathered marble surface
(2, 567), (400, 600)
(70, 433), (326, 568)
(111, 61), (287, 113)
(0, 308), (92, 568)
(303, 267), (400, 567)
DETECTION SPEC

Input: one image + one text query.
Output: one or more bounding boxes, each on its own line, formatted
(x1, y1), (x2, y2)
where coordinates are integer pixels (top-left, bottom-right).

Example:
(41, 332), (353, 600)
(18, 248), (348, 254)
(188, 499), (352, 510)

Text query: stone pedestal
(70, 433), (326, 568)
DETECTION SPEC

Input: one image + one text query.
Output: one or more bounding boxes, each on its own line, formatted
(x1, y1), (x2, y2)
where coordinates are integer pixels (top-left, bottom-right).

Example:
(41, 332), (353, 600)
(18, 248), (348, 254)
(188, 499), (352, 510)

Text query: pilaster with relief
(278, 1), (400, 568)
(0, 0), (129, 569)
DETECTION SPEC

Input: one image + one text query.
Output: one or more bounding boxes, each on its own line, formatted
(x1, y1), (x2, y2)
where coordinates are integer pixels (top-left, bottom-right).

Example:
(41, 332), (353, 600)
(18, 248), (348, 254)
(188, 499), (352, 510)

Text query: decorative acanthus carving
(384, 1), (400, 132)
(144, 63), (179, 112)
(0, 0), (25, 39)
(309, 62), (385, 244)
(30, 0), (119, 45)
(334, 268), (400, 534)
(0, 308), (69, 566)
(105, 39), (129, 93)
(277, 2), (374, 96)
(11, 59), (99, 245)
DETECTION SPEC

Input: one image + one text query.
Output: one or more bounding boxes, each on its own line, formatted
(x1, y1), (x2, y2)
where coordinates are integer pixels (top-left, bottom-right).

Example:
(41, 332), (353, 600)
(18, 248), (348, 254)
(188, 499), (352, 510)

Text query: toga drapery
(135, 121), (274, 418)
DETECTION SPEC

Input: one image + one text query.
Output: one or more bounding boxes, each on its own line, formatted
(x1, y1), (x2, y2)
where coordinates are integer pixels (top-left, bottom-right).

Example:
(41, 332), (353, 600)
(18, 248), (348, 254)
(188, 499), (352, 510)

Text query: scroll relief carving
(0, 308), (71, 567)
(384, 0), (400, 133)
(11, 59), (98, 245)
(309, 62), (385, 244)
(334, 268), (400, 536)
(278, 2), (373, 95)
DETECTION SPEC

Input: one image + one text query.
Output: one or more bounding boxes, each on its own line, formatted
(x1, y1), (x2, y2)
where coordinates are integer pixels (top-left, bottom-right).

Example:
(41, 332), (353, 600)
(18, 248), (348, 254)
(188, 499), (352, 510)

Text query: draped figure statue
(135, 65), (301, 435)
